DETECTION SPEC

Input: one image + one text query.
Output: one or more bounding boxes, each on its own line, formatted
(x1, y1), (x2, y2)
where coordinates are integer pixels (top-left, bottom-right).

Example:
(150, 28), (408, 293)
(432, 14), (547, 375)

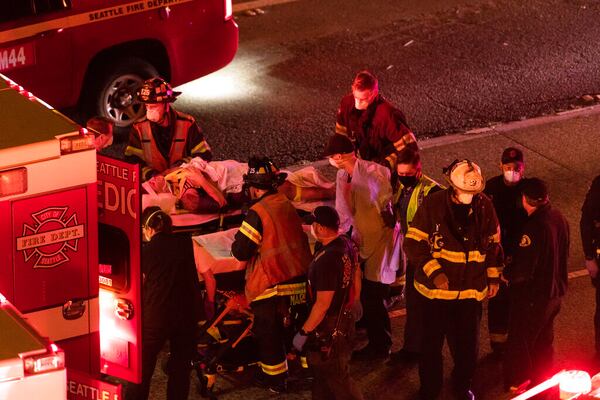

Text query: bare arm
(302, 291), (334, 333)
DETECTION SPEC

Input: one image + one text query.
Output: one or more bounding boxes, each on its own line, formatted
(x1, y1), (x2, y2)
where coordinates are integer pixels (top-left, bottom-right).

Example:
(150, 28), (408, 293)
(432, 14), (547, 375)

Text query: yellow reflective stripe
(124, 145), (144, 158)
(253, 283), (306, 301)
(392, 132), (416, 150)
(260, 360), (288, 375)
(191, 140), (211, 154)
(385, 152), (397, 167)
(423, 259), (442, 277)
(490, 232), (501, 244)
(335, 123), (348, 135)
(489, 333), (508, 343)
(300, 356), (308, 369)
(239, 221), (262, 245)
(487, 267), (501, 279)
(0, 0), (195, 43)
(293, 186), (302, 202)
(430, 249), (486, 264)
(276, 283), (306, 296)
(406, 227), (429, 242)
(414, 281), (487, 301)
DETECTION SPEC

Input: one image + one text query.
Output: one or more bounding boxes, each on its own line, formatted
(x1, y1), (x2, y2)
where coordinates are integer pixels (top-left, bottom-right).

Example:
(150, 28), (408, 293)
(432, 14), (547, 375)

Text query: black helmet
(243, 156), (287, 191)
(137, 77), (181, 103)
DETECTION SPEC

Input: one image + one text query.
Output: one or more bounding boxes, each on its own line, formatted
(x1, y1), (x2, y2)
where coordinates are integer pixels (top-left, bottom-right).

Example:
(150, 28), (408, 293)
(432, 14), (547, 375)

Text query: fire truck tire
(88, 57), (158, 132)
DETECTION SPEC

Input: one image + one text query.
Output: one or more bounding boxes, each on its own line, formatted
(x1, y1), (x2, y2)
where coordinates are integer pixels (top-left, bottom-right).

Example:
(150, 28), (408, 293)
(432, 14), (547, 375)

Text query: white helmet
(444, 159), (485, 194)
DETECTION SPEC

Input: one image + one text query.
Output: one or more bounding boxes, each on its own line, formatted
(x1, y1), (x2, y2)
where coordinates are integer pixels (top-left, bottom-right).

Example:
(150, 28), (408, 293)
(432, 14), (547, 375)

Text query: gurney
(189, 228), (315, 399)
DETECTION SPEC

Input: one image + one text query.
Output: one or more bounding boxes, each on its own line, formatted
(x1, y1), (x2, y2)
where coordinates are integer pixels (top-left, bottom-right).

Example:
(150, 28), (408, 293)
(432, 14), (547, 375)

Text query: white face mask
(310, 224), (318, 240)
(146, 108), (165, 123)
(328, 158), (341, 169)
(457, 193), (474, 204)
(503, 170), (521, 184)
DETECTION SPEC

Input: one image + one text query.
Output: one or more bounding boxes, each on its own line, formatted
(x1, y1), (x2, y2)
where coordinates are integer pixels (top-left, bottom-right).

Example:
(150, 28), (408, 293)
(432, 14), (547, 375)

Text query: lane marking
(233, 0), (300, 13)
(389, 268), (590, 319)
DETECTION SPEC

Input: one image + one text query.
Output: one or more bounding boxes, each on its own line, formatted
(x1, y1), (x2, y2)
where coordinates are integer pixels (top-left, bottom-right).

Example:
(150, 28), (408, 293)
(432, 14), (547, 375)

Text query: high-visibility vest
(133, 110), (193, 173)
(395, 174), (440, 228)
(245, 193), (311, 302)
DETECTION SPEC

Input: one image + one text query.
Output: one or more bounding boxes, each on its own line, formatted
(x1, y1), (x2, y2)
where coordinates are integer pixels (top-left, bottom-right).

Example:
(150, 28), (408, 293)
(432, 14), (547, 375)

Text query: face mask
(328, 158), (341, 168)
(146, 108), (164, 122)
(310, 224), (318, 240)
(398, 175), (418, 187)
(503, 170), (521, 184)
(457, 193), (474, 204)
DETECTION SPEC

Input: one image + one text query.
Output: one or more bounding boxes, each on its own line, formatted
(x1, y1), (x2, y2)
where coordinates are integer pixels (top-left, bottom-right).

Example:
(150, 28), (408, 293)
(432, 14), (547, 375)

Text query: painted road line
(233, 0), (300, 13)
(389, 268), (590, 319)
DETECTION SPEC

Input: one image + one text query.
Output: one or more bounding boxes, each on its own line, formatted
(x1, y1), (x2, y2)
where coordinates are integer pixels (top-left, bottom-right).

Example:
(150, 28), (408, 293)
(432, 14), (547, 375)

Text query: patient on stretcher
(145, 158), (335, 214)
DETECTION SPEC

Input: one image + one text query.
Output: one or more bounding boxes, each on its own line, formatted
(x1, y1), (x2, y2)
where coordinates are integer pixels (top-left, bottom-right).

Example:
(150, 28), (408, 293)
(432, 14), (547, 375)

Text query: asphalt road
(160, 0), (600, 166)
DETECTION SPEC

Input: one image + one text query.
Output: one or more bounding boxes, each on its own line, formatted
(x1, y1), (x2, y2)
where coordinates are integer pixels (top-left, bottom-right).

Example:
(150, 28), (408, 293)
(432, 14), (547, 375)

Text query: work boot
(254, 370), (288, 394)
(387, 348), (419, 366)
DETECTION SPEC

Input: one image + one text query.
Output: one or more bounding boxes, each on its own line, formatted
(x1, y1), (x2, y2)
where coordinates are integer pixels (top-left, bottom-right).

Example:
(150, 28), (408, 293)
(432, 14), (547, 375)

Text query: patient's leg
(278, 181), (335, 202)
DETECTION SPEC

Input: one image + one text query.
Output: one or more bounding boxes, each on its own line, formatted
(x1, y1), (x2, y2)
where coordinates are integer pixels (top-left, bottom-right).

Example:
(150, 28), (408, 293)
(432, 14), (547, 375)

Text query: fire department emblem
(17, 206), (85, 268)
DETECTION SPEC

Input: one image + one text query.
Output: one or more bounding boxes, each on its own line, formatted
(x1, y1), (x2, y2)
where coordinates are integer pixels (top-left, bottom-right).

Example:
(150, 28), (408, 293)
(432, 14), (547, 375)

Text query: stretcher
(188, 228), (315, 399)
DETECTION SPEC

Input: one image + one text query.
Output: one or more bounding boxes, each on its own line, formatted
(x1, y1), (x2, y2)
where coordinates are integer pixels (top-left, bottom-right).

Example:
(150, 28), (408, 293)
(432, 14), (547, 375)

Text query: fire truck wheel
(89, 57), (158, 132)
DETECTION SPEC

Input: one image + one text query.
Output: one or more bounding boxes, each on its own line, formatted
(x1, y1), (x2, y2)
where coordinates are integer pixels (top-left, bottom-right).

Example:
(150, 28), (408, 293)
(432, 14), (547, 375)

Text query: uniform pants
(488, 281), (510, 350)
(133, 322), (196, 400)
(403, 265), (424, 353)
(250, 296), (288, 383)
(361, 279), (392, 352)
(593, 277), (600, 354)
(307, 333), (364, 400)
(419, 296), (482, 400)
(504, 292), (561, 387)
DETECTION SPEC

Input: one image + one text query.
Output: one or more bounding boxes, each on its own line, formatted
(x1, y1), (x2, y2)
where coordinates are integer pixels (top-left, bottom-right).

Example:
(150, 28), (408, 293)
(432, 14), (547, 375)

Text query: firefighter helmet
(243, 156), (287, 191)
(444, 159), (485, 194)
(136, 77), (181, 103)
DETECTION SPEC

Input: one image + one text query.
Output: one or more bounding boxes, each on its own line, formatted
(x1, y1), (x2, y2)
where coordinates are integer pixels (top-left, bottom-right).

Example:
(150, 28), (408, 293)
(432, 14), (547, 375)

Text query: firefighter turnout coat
(125, 108), (212, 181)
(232, 192), (312, 303)
(404, 190), (503, 300)
(335, 94), (416, 171)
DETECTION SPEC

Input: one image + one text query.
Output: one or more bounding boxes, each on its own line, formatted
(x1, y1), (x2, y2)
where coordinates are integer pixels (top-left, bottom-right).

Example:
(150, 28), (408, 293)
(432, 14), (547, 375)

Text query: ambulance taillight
(23, 347), (65, 375)
(0, 167), (27, 198)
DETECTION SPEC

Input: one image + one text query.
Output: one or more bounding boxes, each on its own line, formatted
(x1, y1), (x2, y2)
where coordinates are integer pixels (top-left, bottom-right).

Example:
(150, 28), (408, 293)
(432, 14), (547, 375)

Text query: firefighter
(231, 156), (312, 393)
(292, 206), (364, 400)
(124, 77), (213, 211)
(503, 178), (569, 392)
(484, 147), (528, 355)
(324, 134), (402, 361)
(335, 70), (417, 171)
(388, 148), (441, 365)
(581, 175), (600, 358)
(133, 207), (203, 400)
(404, 159), (502, 400)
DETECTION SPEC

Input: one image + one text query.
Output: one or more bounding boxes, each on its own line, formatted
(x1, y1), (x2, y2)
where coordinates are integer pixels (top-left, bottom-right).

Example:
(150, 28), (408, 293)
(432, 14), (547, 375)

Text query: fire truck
(0, 73), (143, 399)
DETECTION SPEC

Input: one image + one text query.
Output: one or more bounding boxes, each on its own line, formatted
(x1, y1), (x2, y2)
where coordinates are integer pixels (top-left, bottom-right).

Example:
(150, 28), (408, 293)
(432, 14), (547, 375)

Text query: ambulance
(0, 74), (129, 399)
(0, 292), (66, 400)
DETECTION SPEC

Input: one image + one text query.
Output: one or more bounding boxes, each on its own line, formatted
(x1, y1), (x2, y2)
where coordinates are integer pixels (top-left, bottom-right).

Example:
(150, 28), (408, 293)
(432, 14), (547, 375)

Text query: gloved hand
(488, 283), (499, 298)
(432, 273), (449, 290)
(204, 299), (215, 322)
(292, 331), (308, 352)
(586, 258), (599, 279)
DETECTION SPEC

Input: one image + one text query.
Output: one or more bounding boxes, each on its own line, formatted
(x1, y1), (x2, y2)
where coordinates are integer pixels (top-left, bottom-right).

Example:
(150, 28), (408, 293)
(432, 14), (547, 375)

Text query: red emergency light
(0, 167), (27, 198)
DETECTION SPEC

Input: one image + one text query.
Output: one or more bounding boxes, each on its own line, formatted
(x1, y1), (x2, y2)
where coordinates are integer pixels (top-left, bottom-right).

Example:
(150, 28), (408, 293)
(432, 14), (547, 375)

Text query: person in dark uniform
(484, 147), (528, 355)
(388, 148), (442, 365)
(580, 175), (600, 358)
(503, 178), (569, 393)
(335, 70), (418, 171)
(292, 206), (364, 400)
(133, 206), (203, 400)
(404, 159), (502, 400)
(231, 156), (312, 393)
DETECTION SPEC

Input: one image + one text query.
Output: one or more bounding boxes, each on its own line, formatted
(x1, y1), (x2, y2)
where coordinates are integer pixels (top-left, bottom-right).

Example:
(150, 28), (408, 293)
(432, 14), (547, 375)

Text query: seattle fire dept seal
(17, 206), (85, 268)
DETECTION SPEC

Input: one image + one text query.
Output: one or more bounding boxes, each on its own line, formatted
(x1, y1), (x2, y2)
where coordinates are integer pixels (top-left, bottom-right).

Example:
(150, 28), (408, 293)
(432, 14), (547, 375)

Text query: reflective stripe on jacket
(404, 190), (503, 301)
(244, 192), (311, 302)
